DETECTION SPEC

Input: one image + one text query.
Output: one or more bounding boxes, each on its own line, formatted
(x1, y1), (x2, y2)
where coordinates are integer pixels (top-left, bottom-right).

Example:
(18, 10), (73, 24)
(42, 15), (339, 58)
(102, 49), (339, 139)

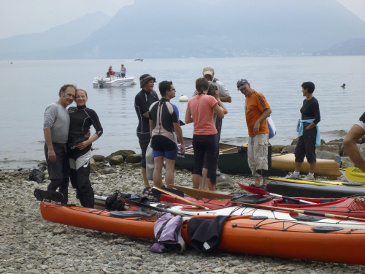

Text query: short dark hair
(196, 78), (209, 94)
(59, 84), (77, 97)
(158, 81), (173, 97)
(207, 82), (218, 96)
(302, 82), (315, 94)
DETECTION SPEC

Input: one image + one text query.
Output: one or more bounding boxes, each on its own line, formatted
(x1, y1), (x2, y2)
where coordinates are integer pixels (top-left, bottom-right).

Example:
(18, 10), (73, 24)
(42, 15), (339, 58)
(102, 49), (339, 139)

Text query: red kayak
(95, 192), (365, 219)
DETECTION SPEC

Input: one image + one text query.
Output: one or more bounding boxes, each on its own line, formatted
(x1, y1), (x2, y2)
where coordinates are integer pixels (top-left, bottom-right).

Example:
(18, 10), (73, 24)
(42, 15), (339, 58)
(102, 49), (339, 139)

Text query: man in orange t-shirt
(237, 79), (272, 190)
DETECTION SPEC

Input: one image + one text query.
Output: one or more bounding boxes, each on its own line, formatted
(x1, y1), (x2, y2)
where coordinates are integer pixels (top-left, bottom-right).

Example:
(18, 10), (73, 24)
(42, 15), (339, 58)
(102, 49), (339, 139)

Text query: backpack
(150, 213), (185, 253)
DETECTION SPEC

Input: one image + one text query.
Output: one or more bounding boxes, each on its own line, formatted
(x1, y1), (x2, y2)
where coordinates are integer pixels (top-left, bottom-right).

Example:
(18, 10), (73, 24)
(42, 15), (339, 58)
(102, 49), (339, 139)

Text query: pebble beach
(1, 156), (365, 274)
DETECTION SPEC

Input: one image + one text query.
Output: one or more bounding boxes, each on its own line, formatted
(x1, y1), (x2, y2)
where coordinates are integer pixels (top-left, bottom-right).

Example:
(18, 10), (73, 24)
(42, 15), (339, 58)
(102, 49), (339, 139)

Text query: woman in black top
(68, 89), (103, 208)
(288, 82), (320, 180)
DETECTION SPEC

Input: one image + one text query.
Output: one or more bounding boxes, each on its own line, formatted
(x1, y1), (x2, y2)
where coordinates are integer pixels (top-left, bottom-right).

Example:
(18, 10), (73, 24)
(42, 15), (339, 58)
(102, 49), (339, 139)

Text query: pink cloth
(187, 94), (218, 135)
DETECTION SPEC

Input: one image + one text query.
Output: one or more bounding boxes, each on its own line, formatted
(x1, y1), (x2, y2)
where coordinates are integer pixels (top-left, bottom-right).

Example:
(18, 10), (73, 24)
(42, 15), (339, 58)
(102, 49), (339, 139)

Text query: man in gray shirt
(202, 66), (231, 142)
(43, 84), (76, 203)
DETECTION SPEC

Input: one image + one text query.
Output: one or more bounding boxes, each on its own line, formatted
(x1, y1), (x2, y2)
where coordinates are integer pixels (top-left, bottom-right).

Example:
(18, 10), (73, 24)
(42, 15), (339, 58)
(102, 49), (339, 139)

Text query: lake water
(1, 56), (364, 170)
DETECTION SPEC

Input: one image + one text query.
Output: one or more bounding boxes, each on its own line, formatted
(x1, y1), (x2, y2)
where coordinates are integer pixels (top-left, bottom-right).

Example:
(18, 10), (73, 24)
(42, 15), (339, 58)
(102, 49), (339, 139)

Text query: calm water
(1, 56), (364, 170)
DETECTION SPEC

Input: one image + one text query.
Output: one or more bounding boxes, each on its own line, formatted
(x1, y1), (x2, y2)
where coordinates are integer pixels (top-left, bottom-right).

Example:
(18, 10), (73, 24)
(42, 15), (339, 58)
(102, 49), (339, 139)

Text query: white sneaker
(287, 173), (300, 179)
(304, 173), (315, 180)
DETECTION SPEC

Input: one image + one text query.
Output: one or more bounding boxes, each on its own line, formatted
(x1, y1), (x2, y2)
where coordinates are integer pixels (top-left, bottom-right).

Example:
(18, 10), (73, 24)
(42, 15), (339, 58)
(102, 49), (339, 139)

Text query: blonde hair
(76, 88), (88, 97)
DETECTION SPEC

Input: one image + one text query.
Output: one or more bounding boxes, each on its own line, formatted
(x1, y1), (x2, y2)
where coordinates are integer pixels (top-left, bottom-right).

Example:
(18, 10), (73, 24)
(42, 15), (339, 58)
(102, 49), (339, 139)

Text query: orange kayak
(40, 201), (365, 265)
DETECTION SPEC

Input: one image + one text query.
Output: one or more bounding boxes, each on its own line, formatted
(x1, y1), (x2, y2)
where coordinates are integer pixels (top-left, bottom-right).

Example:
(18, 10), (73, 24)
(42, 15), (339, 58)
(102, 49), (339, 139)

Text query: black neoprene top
(68, 105), (103, 145)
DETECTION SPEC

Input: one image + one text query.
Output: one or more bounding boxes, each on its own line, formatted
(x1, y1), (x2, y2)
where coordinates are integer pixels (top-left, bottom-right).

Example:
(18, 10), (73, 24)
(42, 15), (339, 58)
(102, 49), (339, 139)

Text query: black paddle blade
(119, 197), (190, 217)
(257, 169), (287, 177)
(34, 189), (64, 203)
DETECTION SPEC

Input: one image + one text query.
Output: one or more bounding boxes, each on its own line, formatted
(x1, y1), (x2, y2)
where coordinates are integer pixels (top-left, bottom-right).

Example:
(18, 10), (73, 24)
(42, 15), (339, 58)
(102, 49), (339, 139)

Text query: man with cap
(202, 66), (231, 174)
(202, 67), (231, 103)
(237, 79), (272, 190)
(134, 74), (159, 195)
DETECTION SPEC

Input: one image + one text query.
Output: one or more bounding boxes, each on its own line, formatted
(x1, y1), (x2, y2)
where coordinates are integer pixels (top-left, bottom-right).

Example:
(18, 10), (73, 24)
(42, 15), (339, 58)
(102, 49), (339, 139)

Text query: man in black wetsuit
(134, 74), (159, 195)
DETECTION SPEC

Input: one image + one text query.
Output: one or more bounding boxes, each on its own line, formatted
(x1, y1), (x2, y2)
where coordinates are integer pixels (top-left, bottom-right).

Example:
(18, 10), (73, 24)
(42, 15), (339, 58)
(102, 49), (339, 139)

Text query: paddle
(236, 182), (315, 204)
(219, 146), (239, 154)
(120, 192), (365, 222)
(153, 187), (209, 209)
(232, 200), (365, 222)
(345, 167), (365, 183)
(119, 196), (192, 217)
(34, 189), (64, 203)
(172, 185), (234, 199)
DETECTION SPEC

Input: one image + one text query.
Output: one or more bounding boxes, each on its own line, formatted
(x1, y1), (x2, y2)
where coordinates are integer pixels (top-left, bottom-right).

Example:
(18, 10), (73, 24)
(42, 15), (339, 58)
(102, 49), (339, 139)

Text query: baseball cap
(237, 79), (248, 90)
(202, 66), (214, 76)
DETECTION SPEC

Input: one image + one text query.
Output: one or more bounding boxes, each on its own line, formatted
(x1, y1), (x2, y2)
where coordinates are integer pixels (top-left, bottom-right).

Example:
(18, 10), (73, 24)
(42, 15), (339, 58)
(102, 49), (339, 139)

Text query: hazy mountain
(0, 12), (110, 59)
(2, 0), (365, 60)
(315, 38), (365, 56)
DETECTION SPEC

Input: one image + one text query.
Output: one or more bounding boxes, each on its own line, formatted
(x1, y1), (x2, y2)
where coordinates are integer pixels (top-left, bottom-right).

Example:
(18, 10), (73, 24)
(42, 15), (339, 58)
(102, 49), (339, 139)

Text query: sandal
(142, 186), (153, 196)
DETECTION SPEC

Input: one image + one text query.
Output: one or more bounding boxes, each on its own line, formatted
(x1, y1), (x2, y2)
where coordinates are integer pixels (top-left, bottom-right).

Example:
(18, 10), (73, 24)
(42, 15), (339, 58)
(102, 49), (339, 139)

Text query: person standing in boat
(120, 64), (127, 78)
(135, 74), (159, 195)
(288, 82), (321, 180)
(149, 81), (185, 188)
(237, 79), (272, 190)
(43, 84), (76, 204)
(185, 78), (225, 191)
(68, 89), (103, 208)
(343, 112), (365, 172)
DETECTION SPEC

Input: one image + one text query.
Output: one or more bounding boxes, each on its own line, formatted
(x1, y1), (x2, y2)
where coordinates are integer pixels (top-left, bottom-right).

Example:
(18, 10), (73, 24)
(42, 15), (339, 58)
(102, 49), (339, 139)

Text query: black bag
(105, 192), (125, 211)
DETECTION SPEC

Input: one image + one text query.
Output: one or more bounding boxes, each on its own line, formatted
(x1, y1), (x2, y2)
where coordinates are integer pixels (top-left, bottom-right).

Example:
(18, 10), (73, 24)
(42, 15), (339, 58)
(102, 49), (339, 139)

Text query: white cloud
(0, 0), (134, 39)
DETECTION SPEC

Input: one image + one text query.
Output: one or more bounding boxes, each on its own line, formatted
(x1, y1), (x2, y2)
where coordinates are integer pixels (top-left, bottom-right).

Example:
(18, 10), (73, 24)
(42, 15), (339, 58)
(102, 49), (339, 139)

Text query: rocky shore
(1, 139), (365, 273)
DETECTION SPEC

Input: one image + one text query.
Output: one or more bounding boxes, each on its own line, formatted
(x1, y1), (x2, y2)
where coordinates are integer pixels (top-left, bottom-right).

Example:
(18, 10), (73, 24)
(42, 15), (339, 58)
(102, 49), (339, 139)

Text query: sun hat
(237, 79), (248, 90)
(140, 74), (156, 88)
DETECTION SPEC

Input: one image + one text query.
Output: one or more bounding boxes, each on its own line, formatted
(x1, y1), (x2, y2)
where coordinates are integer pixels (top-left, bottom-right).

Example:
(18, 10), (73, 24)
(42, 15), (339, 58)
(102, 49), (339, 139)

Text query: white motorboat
(92, 73), (135, 88)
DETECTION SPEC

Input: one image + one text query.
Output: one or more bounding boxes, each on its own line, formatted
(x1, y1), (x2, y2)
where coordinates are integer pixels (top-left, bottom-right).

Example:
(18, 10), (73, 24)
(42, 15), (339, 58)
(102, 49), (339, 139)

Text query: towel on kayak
(187, 215), (230, 252)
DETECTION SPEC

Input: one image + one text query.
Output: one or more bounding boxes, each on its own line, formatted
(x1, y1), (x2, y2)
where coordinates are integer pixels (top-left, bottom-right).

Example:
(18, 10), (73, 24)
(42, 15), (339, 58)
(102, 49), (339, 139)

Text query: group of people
(135, 66), (271, 194)
(43, 85), (103, 207)
(107, 64), (127, 78)
(44, 67), (365, 208)
(135, 65), (365, 194)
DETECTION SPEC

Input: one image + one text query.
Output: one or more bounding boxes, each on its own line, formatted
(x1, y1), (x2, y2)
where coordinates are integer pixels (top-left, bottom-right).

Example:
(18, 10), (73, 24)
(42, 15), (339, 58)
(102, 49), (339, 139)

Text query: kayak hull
(181, 217), (365, 265)
(176, 137), (271, 175)
(267, 178), (365, 198)
(271, 153), (341, 177)
(40, 201), (365, 265)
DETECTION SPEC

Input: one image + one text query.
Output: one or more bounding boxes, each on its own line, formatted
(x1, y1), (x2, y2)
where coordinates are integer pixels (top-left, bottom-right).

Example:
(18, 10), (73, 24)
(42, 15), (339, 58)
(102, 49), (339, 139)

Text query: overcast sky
(0, 0), (364, 39)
